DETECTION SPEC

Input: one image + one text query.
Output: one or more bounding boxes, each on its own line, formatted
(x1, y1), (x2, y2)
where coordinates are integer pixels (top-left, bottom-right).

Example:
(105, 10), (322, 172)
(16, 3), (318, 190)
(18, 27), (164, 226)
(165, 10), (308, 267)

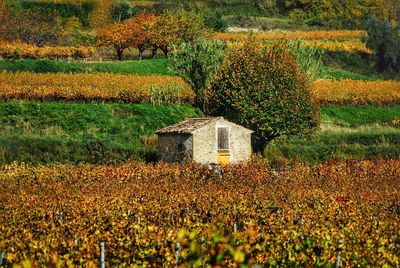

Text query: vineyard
(217, 31), (372, 54)
(0, 72), (195, 103)
(0, 31), (370, 61)
(0, 1), (399, 267)
(311, 79), (400, 105)
(302, 40), (372, 54)
(0, 42), (95, 60)
(214, 30), (365, 41)
(1, 72), (399, 105)
(0, 160), (399, 266)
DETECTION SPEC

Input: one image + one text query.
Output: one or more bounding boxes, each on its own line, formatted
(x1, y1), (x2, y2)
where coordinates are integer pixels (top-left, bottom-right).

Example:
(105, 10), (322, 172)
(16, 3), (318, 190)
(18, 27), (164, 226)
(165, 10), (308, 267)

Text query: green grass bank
(265, 105), (400, 166)
(0, 102), (202, 164)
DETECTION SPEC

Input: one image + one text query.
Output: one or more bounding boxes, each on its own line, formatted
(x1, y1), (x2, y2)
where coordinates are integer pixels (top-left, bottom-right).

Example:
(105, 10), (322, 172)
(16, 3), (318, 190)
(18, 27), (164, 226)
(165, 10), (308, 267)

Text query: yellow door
(217, 151), (230, 164)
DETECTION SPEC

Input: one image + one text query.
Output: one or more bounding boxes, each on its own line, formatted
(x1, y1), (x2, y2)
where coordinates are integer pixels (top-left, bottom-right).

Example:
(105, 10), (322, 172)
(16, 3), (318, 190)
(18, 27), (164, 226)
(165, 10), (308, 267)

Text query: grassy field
(0, 59), (174, 76)
(321, 105), (400, 126)
(319, 66), (377, 80)
(1, 103), (398, 165)
(0, 102), (202, 164)
(0, 56), (395, 82)
(265, 105), (400, 165)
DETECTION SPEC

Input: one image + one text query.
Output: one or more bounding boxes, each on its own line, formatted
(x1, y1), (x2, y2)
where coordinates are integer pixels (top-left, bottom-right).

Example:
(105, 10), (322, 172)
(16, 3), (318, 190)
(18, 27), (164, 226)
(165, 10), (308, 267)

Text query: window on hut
(217, 127), (229, 150)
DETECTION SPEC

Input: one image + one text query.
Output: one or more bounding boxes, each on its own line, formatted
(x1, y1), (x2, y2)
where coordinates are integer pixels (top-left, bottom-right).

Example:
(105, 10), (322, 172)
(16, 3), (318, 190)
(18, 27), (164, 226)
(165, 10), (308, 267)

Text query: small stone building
(156, 117), (253, 164)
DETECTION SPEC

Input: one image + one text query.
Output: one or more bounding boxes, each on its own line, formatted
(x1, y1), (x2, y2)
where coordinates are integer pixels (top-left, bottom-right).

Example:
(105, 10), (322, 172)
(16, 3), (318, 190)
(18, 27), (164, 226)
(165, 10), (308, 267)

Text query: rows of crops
(0, 160), (399, 266)
(1, 72), (398, 105)
(217, 30), (372, 54)
(302, 40), (372, 54)
(0, 42), (95, 60)
(311, 79), (400, 105)
(215, 30), (365, 41)
(0, 72), (195, 103)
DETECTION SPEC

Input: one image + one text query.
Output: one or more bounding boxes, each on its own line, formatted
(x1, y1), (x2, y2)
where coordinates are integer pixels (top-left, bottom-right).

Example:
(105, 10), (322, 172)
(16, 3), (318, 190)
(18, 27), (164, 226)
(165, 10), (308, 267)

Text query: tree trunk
(251, 134), (268, 155)
(138, 47), (145, 60)
(377, 45), (387, 72)
(161, 47), (168, 58)
(116, 48), (124, 61)
(251, 132), (279, 155)
(151, 47), (158, 59)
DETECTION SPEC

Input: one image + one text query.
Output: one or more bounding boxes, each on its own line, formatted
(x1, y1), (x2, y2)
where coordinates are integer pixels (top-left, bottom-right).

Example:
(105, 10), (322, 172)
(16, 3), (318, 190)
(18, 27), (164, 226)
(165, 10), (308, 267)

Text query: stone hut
(156, 117), (253, 164)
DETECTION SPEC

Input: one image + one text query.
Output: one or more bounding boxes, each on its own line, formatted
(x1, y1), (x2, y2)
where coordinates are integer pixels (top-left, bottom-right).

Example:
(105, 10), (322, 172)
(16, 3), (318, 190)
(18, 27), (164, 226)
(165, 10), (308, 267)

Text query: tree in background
(0, 2), (95, 47)
(96, 19), (136, 60)
(130, 12), (158, 60)
(203, 9), (228, 32)
(89, 0), (113, 29)
(171, 39), (226, 109)
(151, 9), (210, 58)
(281, 0), (400, 28)
(0, 7), (63, 46)
(96, 10), (210, 60)
(111, 0), (133, 22)
(60, 16), (95, 46)
(206, 39), (320, 153)
(363, 16), (400, 73)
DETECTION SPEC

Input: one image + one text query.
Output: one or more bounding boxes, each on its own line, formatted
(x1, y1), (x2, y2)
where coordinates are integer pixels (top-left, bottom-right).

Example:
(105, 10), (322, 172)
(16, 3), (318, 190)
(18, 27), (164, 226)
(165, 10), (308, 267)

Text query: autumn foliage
(0, 160), (399, 266)
(96, 20), (137, 60)
(96, 12), (160, 61)
(97, 10), (209, 60)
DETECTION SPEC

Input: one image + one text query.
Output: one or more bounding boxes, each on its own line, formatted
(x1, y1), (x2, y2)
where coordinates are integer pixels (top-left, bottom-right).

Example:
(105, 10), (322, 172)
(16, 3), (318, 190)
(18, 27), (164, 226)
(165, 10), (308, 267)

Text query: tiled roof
(156, 117), (223, 134)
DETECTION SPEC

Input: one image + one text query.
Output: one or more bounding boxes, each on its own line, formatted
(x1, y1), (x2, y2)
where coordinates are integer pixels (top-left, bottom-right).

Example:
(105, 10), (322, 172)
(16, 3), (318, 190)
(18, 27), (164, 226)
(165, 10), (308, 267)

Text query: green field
(0, 102), (398, 165)
(0, 102), (202, 164)
(0, 59), (174, 76)
(321, 105), (400, 126)
(0, 55), (396, 82)
(265, 105), (400, 166)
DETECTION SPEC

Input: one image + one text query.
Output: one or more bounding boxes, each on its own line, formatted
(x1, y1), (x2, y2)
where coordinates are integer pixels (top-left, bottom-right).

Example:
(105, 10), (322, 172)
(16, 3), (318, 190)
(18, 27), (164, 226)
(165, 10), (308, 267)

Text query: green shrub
(171, 39), (226, 108)
(203, 9), (228, 32)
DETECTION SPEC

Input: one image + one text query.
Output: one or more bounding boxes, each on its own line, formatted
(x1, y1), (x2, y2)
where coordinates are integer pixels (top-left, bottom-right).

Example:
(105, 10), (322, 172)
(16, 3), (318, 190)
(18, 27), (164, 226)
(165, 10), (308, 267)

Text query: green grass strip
(321, 105), (400, 127)
(0, 59), (175, 76)
(265, 105), (400, 165)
